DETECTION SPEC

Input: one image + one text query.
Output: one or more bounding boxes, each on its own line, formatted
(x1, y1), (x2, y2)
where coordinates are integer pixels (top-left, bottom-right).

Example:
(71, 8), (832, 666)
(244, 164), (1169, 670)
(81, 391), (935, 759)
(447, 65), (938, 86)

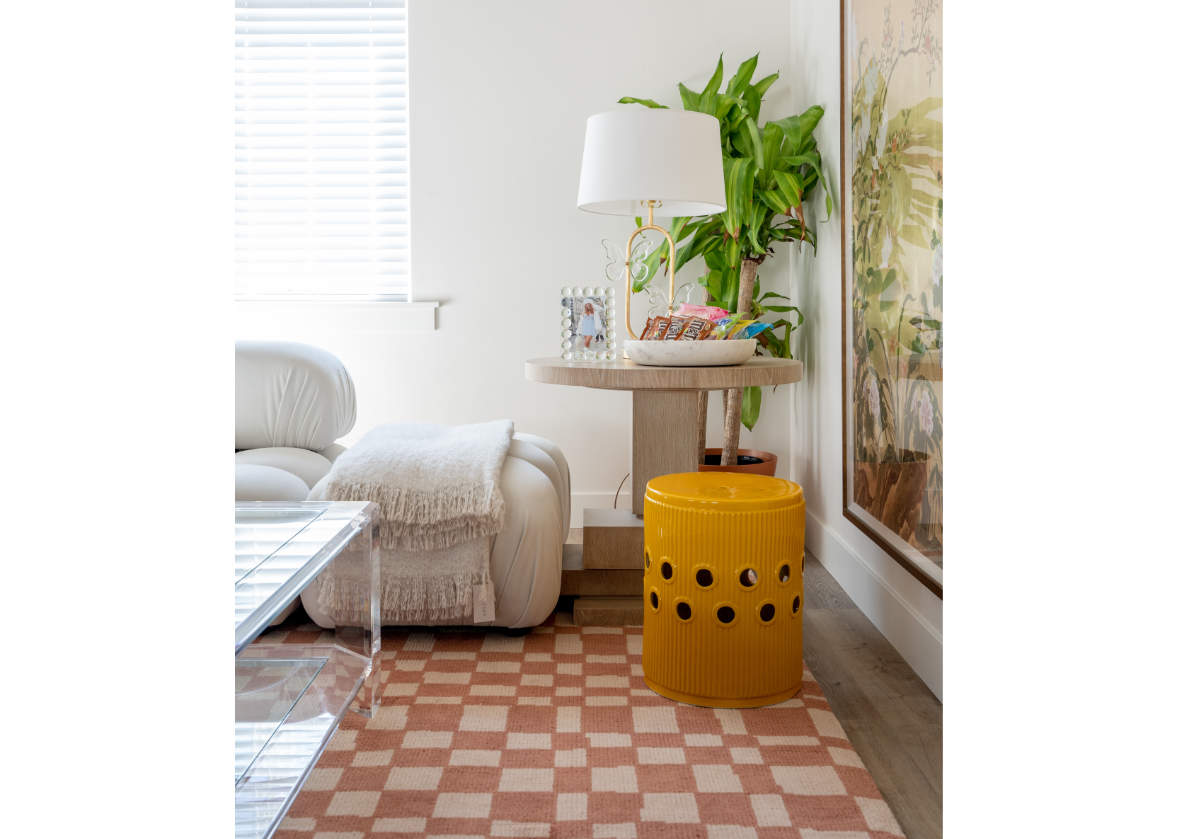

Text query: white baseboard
(569, 491), (632, 529)
(807, 514), (943, 700)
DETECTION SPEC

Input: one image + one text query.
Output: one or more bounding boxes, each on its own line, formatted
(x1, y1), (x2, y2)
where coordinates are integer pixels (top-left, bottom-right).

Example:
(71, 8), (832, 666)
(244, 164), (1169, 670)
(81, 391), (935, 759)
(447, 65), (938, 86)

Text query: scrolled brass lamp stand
(624, 200), (676, 340)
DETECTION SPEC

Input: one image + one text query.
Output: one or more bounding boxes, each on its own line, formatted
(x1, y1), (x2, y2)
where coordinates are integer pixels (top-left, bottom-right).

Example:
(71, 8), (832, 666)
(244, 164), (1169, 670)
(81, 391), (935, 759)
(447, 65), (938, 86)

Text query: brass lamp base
(624, 200), (676, 339)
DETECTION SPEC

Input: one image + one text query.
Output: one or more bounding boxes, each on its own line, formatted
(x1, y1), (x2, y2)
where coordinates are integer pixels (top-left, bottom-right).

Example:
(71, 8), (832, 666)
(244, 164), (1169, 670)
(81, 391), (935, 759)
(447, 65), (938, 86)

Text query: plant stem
(721, 257), (761, 465)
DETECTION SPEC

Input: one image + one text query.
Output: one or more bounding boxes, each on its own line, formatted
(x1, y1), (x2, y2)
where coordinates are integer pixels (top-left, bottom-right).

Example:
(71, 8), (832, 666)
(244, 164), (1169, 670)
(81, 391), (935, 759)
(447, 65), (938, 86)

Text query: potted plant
(620, 54), (831, 469)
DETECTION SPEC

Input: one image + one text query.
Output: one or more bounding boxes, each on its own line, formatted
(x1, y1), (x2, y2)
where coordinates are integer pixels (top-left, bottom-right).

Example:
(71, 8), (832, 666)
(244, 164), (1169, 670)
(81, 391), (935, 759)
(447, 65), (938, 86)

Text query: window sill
(234, 299), (439, 332)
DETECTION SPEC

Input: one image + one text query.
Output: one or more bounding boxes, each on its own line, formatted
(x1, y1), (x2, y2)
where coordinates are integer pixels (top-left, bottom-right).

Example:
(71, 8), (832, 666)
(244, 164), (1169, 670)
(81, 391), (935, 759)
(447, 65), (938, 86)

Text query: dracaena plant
(620, 53), (830, 462)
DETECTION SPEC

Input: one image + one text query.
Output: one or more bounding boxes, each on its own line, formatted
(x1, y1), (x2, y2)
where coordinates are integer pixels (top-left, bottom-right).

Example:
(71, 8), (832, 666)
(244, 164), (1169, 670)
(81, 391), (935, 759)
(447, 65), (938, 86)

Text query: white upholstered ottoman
(235, 341), (568, 628)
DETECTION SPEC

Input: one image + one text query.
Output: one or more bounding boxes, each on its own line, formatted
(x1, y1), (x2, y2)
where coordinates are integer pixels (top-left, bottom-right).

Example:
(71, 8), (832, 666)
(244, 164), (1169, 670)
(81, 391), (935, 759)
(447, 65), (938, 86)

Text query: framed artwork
(841, 0), (943, 595)
(560, 286), (618, 361)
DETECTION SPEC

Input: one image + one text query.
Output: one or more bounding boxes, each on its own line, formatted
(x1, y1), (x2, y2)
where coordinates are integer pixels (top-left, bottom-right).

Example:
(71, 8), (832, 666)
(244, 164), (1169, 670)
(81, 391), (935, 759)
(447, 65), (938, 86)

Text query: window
(235, 0), (410, 300)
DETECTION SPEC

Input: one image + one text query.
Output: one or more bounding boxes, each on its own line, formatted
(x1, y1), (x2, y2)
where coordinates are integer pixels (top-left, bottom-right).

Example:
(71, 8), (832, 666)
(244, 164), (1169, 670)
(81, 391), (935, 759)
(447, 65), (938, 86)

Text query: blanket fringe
(312, 568), (495, 625)
(325, 479), (505, 550)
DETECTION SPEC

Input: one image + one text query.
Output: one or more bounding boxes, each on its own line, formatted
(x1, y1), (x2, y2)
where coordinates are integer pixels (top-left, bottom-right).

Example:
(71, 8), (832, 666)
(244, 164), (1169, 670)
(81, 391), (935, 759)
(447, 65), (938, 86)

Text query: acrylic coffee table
(234, 501), (381, 839)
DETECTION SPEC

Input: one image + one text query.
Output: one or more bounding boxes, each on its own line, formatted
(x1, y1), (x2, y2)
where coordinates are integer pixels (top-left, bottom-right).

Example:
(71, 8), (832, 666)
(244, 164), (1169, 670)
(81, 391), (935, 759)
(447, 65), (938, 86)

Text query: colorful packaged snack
(639, 316), (657, 340)
(675, 303), (731, 322)
(678, 317), (708, 341)
(662, 316), (689, 340)
(711, 318), (754, 340)
(649, 316), (671, 340)
(732, 322), (770, 340)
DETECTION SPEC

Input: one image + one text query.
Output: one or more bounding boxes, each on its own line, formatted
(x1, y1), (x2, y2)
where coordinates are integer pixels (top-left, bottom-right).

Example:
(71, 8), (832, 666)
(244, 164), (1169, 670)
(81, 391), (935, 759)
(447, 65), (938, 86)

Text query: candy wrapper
(675, 303), (730, 322)
(637, 314), (720, 341)
(709, 317), (770, 341)
(662, 316), (690, 340)
(678, 317), (714, 341)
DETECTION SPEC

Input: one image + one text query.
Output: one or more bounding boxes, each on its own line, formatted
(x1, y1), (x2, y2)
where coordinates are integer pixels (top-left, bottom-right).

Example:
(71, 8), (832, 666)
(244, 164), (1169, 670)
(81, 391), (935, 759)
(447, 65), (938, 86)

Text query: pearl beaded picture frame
(560, 285), (617, 361)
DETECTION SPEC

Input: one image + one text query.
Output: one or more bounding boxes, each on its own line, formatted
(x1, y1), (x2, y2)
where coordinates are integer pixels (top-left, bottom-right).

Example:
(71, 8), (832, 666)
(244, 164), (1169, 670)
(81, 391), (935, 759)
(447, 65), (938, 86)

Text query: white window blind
(235, 0), (411, 300)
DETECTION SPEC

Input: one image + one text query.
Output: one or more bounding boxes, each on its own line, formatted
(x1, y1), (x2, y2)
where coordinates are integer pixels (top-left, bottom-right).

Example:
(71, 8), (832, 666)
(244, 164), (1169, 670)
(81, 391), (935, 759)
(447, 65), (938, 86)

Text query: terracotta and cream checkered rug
(268, 617), (905, 839)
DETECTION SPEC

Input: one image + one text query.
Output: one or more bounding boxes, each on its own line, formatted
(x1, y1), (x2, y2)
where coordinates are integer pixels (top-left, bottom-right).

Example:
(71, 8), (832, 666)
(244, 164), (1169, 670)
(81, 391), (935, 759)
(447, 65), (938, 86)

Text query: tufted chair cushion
(235, 341), (356, 452)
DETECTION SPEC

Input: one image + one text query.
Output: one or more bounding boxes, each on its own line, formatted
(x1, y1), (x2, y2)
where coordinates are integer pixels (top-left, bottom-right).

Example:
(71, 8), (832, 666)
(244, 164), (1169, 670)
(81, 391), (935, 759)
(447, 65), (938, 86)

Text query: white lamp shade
(577, 108), (726, 218)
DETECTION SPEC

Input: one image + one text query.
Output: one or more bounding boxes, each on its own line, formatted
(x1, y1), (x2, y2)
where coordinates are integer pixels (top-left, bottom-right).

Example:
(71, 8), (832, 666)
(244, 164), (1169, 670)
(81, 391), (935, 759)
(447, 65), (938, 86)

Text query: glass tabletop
(234, 658), (326, 783)
(235, 645), (366, 839)
(234, 501), (377, 653)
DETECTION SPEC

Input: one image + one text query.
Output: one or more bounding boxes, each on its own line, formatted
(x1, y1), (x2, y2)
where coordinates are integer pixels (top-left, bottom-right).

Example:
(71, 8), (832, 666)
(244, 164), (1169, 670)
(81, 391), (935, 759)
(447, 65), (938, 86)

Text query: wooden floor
(562, 529), (942, 839)
(801, 554), (943, 839)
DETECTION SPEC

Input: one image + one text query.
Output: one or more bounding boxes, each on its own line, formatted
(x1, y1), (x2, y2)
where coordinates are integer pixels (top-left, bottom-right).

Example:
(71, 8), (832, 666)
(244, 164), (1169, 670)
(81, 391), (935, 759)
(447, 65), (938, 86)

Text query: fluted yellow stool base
(641, 472), (805, 708)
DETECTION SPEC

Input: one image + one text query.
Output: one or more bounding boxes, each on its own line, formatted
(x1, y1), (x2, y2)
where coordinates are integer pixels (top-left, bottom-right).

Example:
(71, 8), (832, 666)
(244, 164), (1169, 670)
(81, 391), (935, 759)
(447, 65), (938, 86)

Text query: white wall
(236, 0), (795, 518)
(787, 0), (942, 698)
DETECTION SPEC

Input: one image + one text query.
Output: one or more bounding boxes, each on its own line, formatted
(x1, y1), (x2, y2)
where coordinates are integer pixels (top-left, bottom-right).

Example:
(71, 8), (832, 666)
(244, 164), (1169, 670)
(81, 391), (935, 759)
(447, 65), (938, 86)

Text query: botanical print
(844, 0), (943, 584)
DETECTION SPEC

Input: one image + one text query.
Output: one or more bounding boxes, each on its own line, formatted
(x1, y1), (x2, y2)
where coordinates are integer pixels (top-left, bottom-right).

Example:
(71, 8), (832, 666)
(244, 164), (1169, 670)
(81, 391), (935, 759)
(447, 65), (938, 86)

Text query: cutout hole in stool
(738, 568), (759, 588)
(675, 600), (692, 621)
(791, 595), (801, 614)
(716, 605), (736, 624)
(661, 561), (674, 581)
(759, 602), (776, 623)
(778, 563), (791, 583)
(645, 550), (651, 570)
(695, 568), (714, 588)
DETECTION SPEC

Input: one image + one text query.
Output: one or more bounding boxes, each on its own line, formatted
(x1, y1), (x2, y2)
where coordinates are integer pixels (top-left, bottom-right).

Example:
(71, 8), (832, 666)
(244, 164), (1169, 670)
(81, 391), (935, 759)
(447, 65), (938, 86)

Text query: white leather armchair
(235, 341), (568, 628)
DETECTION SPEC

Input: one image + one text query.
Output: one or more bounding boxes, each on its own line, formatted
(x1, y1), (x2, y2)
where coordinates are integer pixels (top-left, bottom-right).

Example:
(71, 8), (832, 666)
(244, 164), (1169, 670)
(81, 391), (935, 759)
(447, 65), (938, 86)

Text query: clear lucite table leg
(331, 520), (381, 718)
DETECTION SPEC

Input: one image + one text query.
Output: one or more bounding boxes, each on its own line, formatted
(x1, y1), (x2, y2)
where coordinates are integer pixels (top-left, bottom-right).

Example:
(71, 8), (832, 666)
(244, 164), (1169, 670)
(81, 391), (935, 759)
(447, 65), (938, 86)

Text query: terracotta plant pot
(698, 447), (778, 476)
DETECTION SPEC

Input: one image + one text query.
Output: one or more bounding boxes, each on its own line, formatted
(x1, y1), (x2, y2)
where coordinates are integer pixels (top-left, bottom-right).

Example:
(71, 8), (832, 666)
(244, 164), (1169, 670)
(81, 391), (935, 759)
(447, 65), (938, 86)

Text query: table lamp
(577, 108), (726, 339)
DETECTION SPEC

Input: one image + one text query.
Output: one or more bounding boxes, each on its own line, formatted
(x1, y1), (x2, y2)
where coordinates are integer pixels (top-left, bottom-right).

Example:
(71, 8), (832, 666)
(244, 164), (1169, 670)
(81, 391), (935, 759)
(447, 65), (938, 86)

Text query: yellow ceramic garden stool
(641, 471), (805, 708)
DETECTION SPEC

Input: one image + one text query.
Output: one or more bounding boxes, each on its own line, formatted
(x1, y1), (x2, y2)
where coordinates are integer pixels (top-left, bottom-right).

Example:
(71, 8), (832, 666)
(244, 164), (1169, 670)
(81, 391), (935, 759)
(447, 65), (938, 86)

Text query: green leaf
(723, 157), (756, 235)
(772, 105), (824, 151)
(741, 386), (762, 431)
(751, 72), (779, 99)
(760, 122), (783, 176)
(742, 84), (763, 122)
(678, 82), (700, 111)
(774, 170), (801, 207)
(713, 93), (738, 121)
(737, 117), (764, 169)
(759, 188), (790, 217)
(726, 54), (758, 96)
(701, 54), (724, 98)
(724, 235), (740, 270)
(746, 203), (768, 254)
(616, 96), (668, 109)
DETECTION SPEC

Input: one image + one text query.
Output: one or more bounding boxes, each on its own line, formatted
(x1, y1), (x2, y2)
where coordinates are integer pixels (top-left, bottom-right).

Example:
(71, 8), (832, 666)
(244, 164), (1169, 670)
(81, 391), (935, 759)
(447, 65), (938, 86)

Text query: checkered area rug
(268, 616), (905, 839)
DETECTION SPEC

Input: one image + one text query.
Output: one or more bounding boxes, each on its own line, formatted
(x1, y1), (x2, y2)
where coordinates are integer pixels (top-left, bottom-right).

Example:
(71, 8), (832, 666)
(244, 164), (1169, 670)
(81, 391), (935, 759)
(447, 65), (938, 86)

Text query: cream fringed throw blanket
(309, 420), (513, 625)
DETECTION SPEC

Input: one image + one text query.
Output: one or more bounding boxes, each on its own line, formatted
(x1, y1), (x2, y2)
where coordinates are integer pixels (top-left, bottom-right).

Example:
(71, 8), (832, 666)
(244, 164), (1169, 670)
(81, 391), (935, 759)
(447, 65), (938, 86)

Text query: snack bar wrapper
(732, 322), (769, 340)
(710, 317), (770, 340)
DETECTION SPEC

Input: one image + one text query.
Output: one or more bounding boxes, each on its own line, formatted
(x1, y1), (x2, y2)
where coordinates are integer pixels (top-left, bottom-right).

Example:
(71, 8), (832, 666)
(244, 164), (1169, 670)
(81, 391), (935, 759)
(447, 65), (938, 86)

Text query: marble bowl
(624, 339), (757, 367)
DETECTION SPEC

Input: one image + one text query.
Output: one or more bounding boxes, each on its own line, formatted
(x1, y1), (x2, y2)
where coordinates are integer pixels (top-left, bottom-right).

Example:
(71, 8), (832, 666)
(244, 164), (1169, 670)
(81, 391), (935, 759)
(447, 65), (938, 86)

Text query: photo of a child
(561, 291), (613, 361)
(579, 302), (598, 348)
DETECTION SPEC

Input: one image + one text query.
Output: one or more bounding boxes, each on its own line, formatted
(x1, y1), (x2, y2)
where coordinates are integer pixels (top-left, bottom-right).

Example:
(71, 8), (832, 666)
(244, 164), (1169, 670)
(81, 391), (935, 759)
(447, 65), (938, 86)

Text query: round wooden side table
(525, 356), (803, 514)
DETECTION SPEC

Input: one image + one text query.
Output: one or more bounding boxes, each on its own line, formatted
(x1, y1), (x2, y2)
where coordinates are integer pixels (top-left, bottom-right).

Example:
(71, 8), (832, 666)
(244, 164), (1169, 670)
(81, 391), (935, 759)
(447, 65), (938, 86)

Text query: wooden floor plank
(802, 557), (943, 839)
